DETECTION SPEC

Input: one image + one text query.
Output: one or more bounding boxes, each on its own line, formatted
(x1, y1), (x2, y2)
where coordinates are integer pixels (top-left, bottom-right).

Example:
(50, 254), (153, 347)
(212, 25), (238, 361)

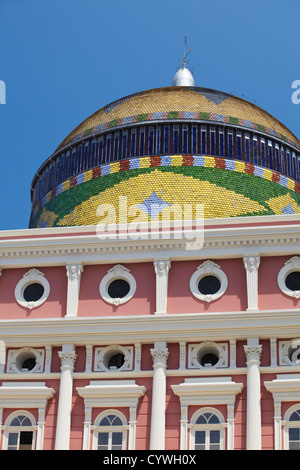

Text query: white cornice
(0, 309), (299, 346)
(0, 215), (299, 267)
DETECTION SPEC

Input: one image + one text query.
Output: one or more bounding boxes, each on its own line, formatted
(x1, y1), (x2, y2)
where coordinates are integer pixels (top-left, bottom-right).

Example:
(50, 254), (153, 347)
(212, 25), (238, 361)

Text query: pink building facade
(1, 67), (300, 451)
(0, 214), (300, 451)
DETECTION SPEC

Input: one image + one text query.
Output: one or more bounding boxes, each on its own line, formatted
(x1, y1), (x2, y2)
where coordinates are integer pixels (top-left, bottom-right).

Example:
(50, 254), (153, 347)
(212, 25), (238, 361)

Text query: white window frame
(3, 410), (37, 450)
(277, 256), (300, 299)
(92, 409), (128, 450)
(283, 404), (300, 450)
(7, 347), (45, 374)
(189, 407), (225, 450)
(14, 269), (50, 309)
(76, 380), (146, 450)
(99, 265), (136, 306)
(189, 260), (228, 302)
(94, 345), (133, 372)
(188, 342), (228, 369)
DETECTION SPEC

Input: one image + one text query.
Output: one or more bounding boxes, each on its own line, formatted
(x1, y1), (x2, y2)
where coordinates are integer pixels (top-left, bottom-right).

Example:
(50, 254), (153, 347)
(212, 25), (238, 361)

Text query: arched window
(190, 408), (225, 450)
(284, 406), (300, 450)
(4, 411), (36, 450)
(93, 410), (127, 450)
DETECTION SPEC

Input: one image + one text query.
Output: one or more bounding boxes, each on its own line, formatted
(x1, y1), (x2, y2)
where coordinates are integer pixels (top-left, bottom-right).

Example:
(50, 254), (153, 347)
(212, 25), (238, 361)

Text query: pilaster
(243, 256), (260, 311)
(66, 264), (83, 317)
(154, 260), (171, 315)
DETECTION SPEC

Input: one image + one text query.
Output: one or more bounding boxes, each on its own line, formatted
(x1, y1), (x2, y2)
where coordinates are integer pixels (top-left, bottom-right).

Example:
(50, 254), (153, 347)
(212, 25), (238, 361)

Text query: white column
(82, 406), (92, 450)
(227, 402), (235, 450)
(274, 400), (282, 450)
(244, 339), (262, 450)
(66, 264), (83, 317)
(150, 341), (169, 450)
(243, 256), (260, 311)
(270, 338), (277, 367)
(128, 405), (137, 450)
(154, 260), (171, 315)
(36, 407), (46, 450)
(55, 345), (77, 450)
(179, 341), (186, 370)
(179, 404), (188, 450)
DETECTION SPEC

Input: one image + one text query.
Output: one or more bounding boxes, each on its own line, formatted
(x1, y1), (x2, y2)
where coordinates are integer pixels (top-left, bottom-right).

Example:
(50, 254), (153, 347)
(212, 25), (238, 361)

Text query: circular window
(13, 349), (40, 373)
(285, 272), (300, 292)
(278, 257), (300, 299)
(198, 275), (221, 296)
(15, 269), (50, 309)
(107, 352), (125, 370)
(190, 261), (227, 302)
(23, 283), (45, 303)
(100, 265), (136, 306)
(107, 279), (130, 299)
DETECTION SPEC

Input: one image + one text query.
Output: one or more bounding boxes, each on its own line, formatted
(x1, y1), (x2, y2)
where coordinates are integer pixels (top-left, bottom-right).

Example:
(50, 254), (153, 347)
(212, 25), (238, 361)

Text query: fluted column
(150, 342), (169, 450)
(55, 345), (77, 450)
(243, 256), (260, 311)
(66, 264), (83, 317)
(154, 260), (171, 315)
(244, 339), (262, 450)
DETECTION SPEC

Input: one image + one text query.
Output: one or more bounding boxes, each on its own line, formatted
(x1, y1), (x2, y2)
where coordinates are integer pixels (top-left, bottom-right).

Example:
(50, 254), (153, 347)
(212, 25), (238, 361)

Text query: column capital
(66, 264), (83, 280)
(58, 350), (77, 370)
(150, 347), (169, 367)
(154, 260), (171, 277)
(243, 255), (260, 273)
(244, 344), (262, 365)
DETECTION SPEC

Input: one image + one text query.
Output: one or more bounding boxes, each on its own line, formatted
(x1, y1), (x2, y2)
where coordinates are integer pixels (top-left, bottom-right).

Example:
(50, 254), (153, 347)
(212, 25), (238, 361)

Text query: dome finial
(172, 35), (195, 87)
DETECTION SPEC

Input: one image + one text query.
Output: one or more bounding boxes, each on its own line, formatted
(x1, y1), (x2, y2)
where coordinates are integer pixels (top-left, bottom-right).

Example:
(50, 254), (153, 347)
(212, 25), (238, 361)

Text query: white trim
(265, 374), (300, 450)
(279, 338), (300, 366)
(93, 409), (128, 450)
(94, 345), (133, 372)
(189, 407), (225, 450)
(189, 261), (228, 303)
(99, 265), (136, 306)
(172, 377), (243, 450)
(3, 410), (37, 450)
(14, 269), (50, 309)
(188, 342), (228, 369)
(7, 347), (45, 374)
(77, 380), (145, 450)
(277, 256), (300, 299)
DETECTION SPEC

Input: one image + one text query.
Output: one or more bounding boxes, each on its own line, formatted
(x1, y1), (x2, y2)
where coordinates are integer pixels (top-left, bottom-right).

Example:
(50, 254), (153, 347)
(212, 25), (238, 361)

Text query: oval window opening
(108, 353), (125, 369)
(198, 275), (221, 295)
(285, 271), (300, 292)
(199, 353), (219, 367)
(108, 279), (130, 299)
(23, 283), (45, 302)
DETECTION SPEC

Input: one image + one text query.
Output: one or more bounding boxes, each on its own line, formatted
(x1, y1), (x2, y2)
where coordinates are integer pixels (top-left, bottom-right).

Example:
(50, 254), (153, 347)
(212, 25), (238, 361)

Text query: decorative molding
(7, 347), (44, 374)
(66, 264), (83, 317)
(99, 264), (136, 306)
(14, 268), (50, 310)
(154, 260), (171, 315)
(279, 338), (300, 366)
(244, 344), (262, 364)
(94, 345), (133, 372)
(150, 348), (169, 367)
(243, 255), (260, 311)
(58, 350), (77, 370)
(188, 341), (228, 369)
(189, 260), (228, 303)
(278, 256), (300, 299)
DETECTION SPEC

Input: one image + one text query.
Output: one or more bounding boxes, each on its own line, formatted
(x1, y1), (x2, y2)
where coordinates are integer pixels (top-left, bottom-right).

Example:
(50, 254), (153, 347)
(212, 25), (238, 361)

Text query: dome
(172, 67), (195, 87)
(29, 84), (300, 229)
(55, 86), (300, 151)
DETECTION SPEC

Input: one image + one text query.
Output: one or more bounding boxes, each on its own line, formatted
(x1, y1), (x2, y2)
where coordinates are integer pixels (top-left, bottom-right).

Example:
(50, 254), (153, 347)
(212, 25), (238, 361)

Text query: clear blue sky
(1, 0), (300, 230)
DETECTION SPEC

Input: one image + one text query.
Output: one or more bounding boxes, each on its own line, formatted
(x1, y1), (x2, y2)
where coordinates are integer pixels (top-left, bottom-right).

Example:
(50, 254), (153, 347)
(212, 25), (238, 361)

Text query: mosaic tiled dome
(30, 73), (300, 229)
